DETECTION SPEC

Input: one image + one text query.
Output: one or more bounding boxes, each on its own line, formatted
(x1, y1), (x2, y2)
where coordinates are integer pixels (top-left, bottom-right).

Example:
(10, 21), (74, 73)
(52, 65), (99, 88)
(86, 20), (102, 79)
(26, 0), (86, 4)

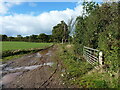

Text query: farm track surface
(2, 45), (67, 88)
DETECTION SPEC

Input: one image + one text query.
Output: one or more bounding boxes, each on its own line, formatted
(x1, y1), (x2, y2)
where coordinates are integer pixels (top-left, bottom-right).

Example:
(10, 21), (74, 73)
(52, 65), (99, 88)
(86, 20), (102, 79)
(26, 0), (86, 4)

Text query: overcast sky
(0, 0), (105, 37)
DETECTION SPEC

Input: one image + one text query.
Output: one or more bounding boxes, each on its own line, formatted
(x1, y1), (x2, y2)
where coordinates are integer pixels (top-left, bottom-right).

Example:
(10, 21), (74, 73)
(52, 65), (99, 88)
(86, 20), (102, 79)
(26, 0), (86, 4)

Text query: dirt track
(1, 45), (67, 88)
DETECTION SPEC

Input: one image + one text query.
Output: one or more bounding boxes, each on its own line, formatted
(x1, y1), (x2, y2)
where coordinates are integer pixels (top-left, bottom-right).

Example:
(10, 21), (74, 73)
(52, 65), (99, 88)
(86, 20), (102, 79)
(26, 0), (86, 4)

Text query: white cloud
(0, 2), (21, 15)
(0, 4), (83, 36)
(0, 2), (8, 15)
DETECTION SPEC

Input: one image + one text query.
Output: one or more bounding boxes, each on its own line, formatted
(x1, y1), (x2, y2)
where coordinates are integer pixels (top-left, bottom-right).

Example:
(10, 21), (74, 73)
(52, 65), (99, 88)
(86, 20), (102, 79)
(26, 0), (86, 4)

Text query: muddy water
(0, 64), (7, 68)
(4, 62), (54, 72)
(1, 47), (54, 87)
(1, 72), (22, 85)
(1, 62), (54, 86)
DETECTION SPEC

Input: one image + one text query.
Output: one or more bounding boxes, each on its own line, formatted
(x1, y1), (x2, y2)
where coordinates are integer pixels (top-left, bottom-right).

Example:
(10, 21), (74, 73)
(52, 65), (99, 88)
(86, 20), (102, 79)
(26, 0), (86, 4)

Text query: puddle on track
(45, 51), (52, 56)
(35, 53), (42, 58)
(1, 62), (54, 86)
(0, 64), (7, 68)
(1, 72), (22, 85)
(4, 62), (54, 72)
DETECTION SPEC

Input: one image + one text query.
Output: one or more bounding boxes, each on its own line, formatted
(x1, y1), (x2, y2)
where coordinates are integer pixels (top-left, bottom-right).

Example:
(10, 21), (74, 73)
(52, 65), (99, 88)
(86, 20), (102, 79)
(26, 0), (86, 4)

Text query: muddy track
(40, 67), (57, 87)
(1, 45), (66, 88)
(40, 57), (63, 88)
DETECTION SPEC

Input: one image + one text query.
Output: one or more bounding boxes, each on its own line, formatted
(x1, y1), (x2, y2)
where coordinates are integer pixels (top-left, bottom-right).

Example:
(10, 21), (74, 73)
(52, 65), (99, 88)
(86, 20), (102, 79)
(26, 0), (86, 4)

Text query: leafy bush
(74, 2), (119, 73)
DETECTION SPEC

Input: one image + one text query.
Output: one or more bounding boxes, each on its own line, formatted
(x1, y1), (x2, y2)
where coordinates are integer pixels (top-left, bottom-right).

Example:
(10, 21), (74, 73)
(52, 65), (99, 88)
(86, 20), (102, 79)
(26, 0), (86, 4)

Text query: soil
(1, 45), (67, 88)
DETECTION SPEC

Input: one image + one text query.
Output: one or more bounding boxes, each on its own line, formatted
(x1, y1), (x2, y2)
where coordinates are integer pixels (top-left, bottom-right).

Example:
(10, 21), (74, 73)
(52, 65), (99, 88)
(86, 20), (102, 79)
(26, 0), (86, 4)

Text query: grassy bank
(56, 44), (118, 88)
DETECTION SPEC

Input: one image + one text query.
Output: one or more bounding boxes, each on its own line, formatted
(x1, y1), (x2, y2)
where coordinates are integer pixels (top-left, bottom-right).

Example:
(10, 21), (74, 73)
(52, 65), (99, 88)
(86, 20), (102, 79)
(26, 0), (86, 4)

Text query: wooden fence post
(99, 51), (103, 65)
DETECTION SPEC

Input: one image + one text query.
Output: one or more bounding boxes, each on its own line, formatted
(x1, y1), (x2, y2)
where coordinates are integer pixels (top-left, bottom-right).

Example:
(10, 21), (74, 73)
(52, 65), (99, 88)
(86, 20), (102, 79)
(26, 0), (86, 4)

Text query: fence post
(99, 51), (103, 65)
(83, 46), (84, 57)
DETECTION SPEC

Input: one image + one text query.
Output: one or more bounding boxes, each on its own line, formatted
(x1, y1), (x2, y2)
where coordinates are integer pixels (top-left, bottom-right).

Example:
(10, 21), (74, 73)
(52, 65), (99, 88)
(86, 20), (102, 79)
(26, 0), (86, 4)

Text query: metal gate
(83, 46), (103, 66)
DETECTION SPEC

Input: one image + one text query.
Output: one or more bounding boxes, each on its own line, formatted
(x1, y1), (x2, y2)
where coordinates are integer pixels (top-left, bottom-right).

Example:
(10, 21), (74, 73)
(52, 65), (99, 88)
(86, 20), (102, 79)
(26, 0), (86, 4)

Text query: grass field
(1, 41), (53, 51)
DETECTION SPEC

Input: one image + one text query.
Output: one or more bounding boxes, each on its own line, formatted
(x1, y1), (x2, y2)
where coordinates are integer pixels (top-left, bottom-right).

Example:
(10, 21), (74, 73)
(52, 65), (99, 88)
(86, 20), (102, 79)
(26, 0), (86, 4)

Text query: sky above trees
(0, 0), (114, 36)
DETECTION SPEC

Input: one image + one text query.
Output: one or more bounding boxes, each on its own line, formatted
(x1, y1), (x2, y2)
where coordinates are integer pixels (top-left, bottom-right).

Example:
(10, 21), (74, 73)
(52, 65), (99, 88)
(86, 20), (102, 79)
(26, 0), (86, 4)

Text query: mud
(1, 45), (66, 88)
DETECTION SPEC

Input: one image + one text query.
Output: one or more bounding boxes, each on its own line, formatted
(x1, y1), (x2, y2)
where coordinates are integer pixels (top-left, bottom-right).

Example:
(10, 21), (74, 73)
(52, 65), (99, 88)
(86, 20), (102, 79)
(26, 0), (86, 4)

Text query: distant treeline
(0, 33), (53, 43)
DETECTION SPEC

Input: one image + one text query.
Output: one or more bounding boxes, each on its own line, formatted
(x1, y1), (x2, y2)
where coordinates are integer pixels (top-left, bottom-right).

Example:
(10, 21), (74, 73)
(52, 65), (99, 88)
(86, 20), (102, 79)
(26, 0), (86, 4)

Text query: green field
(1, 41), (53, 51)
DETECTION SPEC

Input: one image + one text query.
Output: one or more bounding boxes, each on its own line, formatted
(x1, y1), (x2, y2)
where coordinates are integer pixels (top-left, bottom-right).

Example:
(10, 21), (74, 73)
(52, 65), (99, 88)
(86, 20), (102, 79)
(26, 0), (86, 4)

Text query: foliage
(0, 33), (53, 43)
(74, 2), (119, 73)
(77, 72), (118, 88)
(0, 35), (7, 41)
(37, 33), (49, 42)
(52, 21), (69, 43)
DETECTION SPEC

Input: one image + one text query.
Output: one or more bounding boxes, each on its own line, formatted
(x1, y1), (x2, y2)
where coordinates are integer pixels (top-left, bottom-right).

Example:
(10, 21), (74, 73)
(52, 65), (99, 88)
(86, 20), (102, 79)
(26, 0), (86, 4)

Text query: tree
(16, 35), (23, 41)
(74, 16), (87, 54)
(29, 35), (38, 42)
(2, 35), (8, 41)
(52, 21), (69, 43)
(47, 35), (53, 42)
(0, 35), (2, 41)
(8, 36), (15, 41)
(74, 1), (98, 54)
(24, 36), (30, 42)
(38, 33), (48, 42)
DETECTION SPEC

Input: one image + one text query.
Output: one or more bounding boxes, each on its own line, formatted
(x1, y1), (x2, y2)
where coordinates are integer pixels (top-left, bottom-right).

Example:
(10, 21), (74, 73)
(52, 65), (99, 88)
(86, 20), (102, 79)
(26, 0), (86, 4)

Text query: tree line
(0, 33), (53, 43)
